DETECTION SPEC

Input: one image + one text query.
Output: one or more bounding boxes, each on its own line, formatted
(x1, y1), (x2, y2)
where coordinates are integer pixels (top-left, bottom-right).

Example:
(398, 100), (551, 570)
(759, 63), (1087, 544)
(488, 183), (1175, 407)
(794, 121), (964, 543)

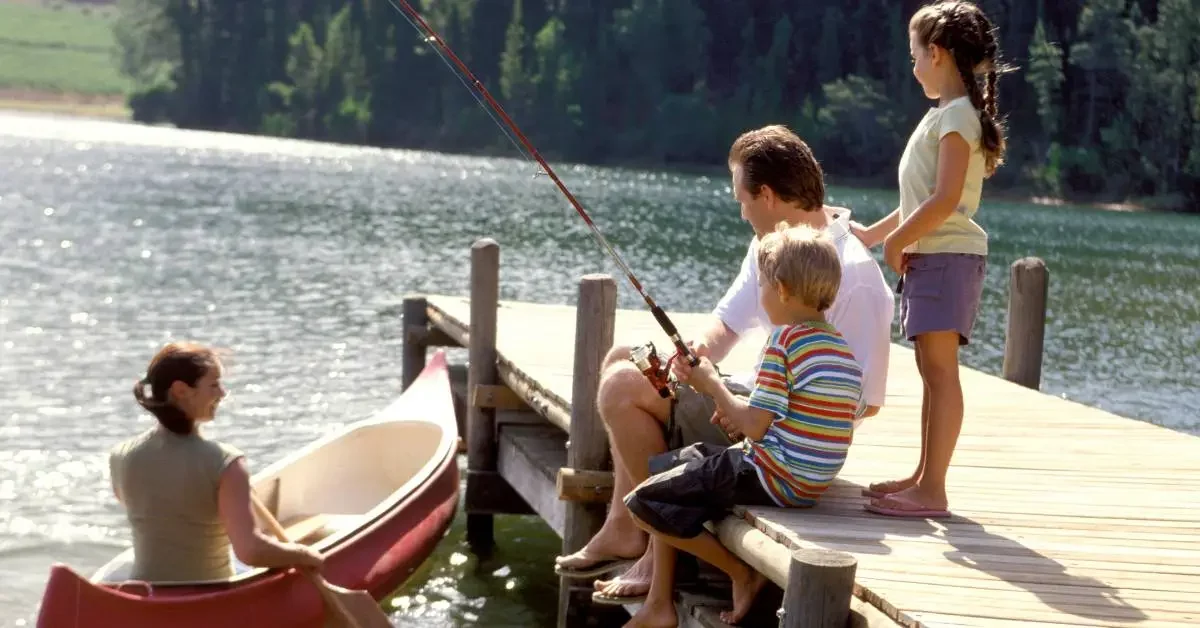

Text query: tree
(499, 0), (535, 123)
(815, 75), (903, 178)
(1027, 19), (1065, 138)
(1069, 0), (1135, 146)
(1025, 19), (1066, 194)
(815, 7), (844, 88)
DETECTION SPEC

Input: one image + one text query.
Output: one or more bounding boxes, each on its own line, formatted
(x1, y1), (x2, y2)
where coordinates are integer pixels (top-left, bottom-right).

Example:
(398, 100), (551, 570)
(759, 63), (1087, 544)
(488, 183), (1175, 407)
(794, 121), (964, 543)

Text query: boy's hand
(710, 408), (743, 441)
(670, 355), (721, 395)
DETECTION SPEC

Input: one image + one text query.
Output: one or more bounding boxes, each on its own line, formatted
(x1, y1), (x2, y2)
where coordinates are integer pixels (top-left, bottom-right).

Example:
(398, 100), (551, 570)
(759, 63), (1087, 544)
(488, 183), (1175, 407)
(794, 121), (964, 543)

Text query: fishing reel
(630, 342), (673, 399)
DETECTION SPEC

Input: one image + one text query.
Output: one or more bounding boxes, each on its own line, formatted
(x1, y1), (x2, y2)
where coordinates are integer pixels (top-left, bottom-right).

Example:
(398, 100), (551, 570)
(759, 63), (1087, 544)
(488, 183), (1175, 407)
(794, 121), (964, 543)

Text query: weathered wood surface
(425, 295), (1200, 628)
(497, 421), (567, 536)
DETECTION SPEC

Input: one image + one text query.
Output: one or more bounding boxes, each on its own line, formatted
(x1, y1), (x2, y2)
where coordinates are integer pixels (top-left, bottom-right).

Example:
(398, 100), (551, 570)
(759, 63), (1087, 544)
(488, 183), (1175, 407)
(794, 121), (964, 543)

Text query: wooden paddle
(249, 493), (393, 628)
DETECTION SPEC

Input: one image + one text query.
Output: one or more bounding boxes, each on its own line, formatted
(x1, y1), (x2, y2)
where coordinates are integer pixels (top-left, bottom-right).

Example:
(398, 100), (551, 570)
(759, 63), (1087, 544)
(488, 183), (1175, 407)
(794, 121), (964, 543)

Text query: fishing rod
(384, 0), (698, 396)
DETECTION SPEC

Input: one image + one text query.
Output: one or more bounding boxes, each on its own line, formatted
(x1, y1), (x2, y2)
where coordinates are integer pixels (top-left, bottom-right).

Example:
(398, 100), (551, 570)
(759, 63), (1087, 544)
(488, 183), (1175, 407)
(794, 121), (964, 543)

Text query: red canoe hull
(36, 351), (460, 628)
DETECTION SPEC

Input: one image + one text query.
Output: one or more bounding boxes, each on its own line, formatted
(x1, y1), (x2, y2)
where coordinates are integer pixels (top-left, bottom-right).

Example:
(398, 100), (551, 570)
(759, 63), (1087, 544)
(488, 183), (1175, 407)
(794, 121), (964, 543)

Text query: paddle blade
(320, 586), (394, 628)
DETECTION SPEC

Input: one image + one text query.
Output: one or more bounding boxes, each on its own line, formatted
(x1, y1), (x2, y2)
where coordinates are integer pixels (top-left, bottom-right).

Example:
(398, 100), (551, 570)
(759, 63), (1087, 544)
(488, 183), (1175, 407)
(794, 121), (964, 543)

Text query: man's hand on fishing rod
(684, 339), (711, 364)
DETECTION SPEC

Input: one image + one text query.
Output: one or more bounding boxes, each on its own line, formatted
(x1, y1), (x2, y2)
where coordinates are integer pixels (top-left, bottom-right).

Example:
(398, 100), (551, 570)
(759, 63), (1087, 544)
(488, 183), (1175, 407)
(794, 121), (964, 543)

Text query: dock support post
(466, 238), (500, 554)
(401, 296), (428, 391)
(1002, 257), (1049, 390)
(557, 274), (618, 628)
(778, 549), (857, 628)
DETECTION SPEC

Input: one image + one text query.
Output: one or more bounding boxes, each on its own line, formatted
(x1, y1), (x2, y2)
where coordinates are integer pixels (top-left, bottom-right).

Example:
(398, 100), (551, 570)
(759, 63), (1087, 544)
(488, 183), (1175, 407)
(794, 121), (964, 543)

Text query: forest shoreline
(3, 96), (1185, 215)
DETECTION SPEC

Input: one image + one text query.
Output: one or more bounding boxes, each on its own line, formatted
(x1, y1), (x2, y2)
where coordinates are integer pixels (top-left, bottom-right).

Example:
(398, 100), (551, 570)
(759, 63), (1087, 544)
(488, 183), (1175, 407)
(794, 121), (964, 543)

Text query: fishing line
(382, 0), (699, 371)
(388, 5), (536, 168)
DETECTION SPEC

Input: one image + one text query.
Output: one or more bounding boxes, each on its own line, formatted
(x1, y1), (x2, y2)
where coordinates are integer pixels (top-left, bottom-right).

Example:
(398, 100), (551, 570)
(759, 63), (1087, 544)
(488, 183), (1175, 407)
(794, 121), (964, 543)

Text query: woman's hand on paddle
(289, 543), (325, 571)
(671, 355), (721, 395)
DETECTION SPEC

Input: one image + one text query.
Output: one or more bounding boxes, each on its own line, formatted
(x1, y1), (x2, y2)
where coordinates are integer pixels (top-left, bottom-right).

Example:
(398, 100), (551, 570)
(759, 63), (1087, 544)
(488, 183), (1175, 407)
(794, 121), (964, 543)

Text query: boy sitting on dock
(621, 223), (865, 627)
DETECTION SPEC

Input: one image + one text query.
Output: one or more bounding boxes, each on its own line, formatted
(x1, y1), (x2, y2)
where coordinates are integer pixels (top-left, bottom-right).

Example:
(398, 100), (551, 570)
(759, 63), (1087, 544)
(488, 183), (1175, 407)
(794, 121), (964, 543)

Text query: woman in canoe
(108, 342), (324, 582)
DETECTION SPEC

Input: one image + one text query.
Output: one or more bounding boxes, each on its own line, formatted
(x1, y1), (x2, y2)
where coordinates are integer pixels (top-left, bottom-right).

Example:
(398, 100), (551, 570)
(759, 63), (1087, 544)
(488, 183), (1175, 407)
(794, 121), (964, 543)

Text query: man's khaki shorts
(665, 379), (751, 449)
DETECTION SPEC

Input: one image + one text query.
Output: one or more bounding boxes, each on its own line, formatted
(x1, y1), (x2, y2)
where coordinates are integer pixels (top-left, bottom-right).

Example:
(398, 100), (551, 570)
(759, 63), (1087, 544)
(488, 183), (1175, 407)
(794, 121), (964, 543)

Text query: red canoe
(37, 350), (460, 628)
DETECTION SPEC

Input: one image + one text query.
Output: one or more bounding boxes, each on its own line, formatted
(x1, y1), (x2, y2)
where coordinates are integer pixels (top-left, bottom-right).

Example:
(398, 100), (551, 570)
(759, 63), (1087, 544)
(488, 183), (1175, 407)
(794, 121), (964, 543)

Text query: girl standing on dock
(851, 0), (1008, 518)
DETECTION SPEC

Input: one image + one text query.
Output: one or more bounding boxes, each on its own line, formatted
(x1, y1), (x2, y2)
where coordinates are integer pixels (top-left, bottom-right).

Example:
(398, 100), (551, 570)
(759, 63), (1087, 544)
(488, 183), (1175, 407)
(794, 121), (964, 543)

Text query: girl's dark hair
(133, 342), (219, 435)
(911, 0), (1010, 176)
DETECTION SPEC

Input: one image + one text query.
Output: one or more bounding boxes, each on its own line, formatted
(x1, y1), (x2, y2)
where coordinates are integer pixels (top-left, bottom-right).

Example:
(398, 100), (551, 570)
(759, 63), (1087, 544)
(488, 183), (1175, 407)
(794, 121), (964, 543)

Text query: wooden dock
(401, 238), (1200, 628)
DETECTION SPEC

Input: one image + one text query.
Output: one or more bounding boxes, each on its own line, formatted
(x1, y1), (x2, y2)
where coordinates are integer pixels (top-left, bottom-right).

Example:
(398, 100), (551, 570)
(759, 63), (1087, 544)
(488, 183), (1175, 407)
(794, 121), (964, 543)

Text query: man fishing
(554, 124), (896, 605)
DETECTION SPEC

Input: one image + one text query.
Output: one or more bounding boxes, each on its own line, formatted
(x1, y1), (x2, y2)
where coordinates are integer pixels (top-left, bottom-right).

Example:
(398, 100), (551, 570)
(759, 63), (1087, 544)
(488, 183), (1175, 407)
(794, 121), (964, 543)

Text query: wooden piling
(557, 273), (618, 628)
(401, 296), (428, 391)
(465, 238), (500, 554)
(1002, 257), (1049, 390)
(778, 548), (857, 628)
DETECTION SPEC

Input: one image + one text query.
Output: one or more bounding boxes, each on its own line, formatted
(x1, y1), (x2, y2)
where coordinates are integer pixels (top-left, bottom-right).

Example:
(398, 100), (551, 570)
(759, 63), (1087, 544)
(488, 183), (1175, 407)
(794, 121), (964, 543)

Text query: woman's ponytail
(134, 343), (218, 435)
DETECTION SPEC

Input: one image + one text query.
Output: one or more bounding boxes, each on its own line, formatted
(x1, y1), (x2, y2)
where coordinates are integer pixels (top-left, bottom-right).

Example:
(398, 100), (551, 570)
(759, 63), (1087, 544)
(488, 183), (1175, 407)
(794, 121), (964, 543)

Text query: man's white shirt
(711, 210), (895, 411)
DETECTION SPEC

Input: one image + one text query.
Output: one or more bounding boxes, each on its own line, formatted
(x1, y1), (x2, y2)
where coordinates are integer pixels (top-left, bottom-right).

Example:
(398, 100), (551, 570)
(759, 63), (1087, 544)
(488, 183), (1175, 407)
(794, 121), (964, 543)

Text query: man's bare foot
(622, 596), (677, 628)
(594, 551), (653, 600)
(555, 521), (646, 577)
(720, 567), (767, 625)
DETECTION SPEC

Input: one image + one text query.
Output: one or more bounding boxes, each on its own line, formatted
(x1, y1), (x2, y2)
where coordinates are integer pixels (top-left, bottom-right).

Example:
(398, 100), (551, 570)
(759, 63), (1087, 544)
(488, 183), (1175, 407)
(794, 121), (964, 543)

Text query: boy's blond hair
(756, 222), (841, 312)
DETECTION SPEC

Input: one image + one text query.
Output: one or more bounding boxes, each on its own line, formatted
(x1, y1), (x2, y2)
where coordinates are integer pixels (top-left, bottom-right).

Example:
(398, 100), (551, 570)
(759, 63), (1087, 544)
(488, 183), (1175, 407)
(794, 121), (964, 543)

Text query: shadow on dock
(804, 479), (1151, 625)
(938, 518), (1148, 623)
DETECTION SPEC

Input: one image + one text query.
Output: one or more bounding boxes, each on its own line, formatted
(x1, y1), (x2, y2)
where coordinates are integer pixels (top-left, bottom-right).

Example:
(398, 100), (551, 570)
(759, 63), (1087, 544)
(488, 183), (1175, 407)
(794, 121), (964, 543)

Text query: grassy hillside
(0, 0), (129, 116)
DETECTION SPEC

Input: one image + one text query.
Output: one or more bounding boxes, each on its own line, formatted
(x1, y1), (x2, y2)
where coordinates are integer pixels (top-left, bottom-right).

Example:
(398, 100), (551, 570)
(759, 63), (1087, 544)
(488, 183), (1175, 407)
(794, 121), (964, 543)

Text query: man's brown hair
(728, 125), (825, 211)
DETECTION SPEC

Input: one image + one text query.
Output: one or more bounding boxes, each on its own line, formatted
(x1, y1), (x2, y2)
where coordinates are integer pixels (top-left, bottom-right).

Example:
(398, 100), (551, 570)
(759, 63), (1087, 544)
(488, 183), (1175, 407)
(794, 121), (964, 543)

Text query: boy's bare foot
(720, 567), (767, 625)
(555, 521), (646, 576)
(594, 551), (653, 600)
(622, 596), (677, 628)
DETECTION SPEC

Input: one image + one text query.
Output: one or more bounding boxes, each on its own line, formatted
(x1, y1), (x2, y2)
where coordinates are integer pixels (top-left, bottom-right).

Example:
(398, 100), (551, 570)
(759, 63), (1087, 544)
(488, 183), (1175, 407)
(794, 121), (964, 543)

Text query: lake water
(1, 110), (1197, 626)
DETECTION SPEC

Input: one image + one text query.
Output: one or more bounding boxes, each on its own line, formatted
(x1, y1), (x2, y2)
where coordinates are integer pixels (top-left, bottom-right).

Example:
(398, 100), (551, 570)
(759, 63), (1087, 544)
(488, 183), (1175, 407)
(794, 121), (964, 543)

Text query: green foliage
(127, 76), (174, 122)
(101, 0), (1200, 209)
(1026, 20), (1063, 139)
(815, 75), (904, 178)
(1025, 19), (1065, 194)
(499, 0), (534, 120)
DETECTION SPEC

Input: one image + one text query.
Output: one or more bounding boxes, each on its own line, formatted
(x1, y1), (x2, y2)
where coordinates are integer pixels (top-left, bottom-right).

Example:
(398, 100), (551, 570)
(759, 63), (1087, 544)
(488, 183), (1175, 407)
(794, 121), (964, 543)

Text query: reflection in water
(1, 111), (1198, 625)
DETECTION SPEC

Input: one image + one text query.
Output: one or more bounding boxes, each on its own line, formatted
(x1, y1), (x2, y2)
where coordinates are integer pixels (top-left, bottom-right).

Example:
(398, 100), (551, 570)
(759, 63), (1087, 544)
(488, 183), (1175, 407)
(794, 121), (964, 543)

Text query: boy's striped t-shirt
(744, 322), (864, 507)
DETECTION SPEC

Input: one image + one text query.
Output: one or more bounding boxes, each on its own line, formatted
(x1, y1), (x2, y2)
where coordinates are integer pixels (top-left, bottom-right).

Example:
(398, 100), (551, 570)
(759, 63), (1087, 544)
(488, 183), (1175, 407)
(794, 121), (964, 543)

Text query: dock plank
(424, 295), (1200, 628)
